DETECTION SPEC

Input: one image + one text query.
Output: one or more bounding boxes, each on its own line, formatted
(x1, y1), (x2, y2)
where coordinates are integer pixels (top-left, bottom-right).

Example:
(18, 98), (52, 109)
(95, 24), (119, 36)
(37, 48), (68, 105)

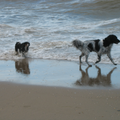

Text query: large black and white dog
(72, 35), (120, 66)
(15, 42), (30, 57)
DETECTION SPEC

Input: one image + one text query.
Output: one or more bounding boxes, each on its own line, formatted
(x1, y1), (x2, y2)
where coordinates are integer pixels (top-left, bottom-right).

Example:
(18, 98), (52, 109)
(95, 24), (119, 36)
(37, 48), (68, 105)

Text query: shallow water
(0, 0), (120, 64)
(0, 59), (120, 89)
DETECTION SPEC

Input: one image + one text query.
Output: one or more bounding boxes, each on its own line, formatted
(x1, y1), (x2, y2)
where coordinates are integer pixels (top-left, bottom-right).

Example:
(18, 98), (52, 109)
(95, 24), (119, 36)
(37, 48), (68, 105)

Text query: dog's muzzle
(116, 39), (120, 44)
(118, 39), (120, 43)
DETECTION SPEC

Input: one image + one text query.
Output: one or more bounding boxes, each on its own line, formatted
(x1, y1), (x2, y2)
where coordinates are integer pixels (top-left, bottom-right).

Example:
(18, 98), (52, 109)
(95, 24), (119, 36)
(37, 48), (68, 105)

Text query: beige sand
(0, 82), (120, 120)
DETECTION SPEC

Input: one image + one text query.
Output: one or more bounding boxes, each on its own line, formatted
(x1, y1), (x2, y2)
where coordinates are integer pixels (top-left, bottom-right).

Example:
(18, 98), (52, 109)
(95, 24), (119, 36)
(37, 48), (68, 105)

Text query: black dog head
(23, 42), (30, 52)
(103, 34), (120, 47)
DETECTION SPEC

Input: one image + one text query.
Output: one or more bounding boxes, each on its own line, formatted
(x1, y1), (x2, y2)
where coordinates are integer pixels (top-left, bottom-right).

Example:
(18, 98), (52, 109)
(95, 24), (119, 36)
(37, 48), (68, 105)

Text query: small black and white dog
(15, 42), (30, 57)
(72, 35), (120, 66)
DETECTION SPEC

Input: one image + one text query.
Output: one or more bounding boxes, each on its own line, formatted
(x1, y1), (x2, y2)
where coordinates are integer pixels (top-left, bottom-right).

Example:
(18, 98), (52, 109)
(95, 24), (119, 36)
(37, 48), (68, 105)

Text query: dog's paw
(89, 64), (92, 67)
(95, 61), (100, 64)
(79, 61), (82, 63)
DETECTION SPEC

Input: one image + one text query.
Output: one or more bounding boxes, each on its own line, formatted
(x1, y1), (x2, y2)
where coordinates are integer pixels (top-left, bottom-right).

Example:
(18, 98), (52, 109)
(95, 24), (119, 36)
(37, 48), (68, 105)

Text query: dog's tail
(72, 40), (83, 49)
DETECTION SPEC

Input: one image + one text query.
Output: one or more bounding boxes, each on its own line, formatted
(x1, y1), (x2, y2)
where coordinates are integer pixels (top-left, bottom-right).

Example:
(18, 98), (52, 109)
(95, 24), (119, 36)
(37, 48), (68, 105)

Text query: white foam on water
(0, 0), (120, 65)
(0, 39), (120, 65)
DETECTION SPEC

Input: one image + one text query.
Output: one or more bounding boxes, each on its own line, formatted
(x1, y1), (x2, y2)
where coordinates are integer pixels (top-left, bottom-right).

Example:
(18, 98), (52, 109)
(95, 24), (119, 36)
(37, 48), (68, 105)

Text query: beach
(0, 83), (120, 120)
(0, 0), (120, 119)
(0, 59), (120, 120)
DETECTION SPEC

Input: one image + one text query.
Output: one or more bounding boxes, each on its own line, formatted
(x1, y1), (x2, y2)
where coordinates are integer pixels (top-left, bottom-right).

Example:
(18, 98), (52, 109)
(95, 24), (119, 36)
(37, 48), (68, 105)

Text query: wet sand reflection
(15, 59), (30, 75)
(75, 65), (116, 87)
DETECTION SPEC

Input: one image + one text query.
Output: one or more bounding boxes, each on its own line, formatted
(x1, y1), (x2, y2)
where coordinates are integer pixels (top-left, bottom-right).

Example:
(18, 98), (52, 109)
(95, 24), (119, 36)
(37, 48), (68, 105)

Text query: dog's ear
(27, 42), (30, 46)
(25, 43), (30, 46)
(28, 43), (30, 46)
(108, 35), (120, 44)
(103, 35), (115, 47)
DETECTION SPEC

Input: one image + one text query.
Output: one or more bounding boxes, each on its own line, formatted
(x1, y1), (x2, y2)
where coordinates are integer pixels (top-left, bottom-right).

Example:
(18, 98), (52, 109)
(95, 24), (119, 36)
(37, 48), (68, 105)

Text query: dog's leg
(22, 52), (26, 57)
(79, 53), (84, 63)
(107, 53), (117, 65)
(15, 48), (19, 55)
(15, 51), (18, 55)
(95, 55), (101, 64)
(85, 54), (92, 67)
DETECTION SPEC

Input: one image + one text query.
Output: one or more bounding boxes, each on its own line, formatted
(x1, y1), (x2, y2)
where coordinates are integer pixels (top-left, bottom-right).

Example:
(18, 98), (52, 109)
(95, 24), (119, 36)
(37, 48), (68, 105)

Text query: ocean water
(0, 0), (120, 64)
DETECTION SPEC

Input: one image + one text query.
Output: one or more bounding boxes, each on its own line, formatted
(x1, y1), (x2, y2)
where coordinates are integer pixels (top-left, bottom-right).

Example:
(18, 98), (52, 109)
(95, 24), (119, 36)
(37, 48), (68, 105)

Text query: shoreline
(0, 58), (120, 89)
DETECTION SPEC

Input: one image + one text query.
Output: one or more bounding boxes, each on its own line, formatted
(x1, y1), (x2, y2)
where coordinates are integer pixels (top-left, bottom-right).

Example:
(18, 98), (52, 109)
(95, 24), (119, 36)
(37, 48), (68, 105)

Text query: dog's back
(87, 39), (100, 52)
(72, 39), (100, 52)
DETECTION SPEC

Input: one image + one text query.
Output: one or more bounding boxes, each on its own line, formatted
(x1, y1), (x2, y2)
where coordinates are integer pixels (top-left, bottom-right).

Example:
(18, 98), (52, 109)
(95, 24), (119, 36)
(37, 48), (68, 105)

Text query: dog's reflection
(75, 65), (116, 87)
(15, 59), (30, 75)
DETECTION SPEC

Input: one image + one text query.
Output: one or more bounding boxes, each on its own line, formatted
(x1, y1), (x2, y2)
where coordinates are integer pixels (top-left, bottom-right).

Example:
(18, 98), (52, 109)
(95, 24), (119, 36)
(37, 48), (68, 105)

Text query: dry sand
(0, 59), (120, 120)
(0, 83), (120, 120)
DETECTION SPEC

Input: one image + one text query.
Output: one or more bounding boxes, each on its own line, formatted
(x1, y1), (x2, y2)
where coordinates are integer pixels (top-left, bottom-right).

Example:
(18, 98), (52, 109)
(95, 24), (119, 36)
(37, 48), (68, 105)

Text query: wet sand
(0, 59), (120, 120)
(0, 59), (120, 88)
